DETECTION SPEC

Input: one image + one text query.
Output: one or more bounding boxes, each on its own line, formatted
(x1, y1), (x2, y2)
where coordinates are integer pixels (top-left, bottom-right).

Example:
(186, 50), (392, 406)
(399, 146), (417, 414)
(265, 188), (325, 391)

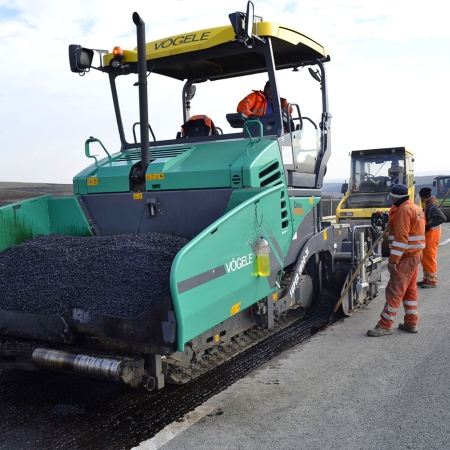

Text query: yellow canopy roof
(103, 22), (329, 81)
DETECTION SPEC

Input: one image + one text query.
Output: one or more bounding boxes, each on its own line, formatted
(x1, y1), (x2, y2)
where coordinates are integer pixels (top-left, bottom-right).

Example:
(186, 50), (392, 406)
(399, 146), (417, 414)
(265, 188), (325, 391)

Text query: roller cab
(336, 147), (416, 255)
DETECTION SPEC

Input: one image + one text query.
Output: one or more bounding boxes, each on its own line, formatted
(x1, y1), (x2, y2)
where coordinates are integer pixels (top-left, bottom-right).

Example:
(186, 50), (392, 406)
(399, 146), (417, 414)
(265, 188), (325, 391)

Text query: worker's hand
(387, 262), (397, 274)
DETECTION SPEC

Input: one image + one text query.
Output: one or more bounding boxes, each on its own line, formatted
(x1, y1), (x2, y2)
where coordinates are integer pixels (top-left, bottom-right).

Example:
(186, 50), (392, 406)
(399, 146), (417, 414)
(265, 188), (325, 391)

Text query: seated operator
(237, 81), (293, 122)
(388, 159), (404, 184)
(180, 115), (218, 137)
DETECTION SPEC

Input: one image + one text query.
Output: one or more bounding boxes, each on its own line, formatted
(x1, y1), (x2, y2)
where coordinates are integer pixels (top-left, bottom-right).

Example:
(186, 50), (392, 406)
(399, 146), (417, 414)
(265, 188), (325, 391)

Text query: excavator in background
(433, 175), (450, 221)
(336, 147), (415, 255)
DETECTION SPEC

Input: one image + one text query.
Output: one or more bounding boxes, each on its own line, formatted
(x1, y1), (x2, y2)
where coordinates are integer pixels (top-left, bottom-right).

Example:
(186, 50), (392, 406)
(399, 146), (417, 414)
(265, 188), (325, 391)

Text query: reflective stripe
(387, 201), (426, 261)
(409, 235), (425, 241)
(405, 309), (419, 315)
(251, 107), (264, 114)
(430, 225), (441, 230)
(403, 300), (418, 306)
(385, 303), (399, 313)
(407, 243), (426, 249)
(382, 312), (395, 321)
(424, 274), (437, 282)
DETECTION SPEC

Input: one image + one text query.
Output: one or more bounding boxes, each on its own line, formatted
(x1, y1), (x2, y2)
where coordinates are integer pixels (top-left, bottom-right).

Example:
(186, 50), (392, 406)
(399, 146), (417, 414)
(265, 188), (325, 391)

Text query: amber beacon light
(111, 46), (124, 67)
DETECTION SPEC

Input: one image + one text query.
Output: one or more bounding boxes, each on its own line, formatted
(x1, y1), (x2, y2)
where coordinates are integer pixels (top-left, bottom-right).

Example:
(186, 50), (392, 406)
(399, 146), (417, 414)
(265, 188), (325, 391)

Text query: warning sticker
(146, 173), (164, 180)
(230, 302), (242, 316)
(281, 146), (293, 165)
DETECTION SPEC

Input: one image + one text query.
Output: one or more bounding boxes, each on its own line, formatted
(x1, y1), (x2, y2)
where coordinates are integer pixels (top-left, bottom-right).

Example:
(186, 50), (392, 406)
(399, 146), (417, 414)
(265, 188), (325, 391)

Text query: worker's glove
(387, 262), (397, 274)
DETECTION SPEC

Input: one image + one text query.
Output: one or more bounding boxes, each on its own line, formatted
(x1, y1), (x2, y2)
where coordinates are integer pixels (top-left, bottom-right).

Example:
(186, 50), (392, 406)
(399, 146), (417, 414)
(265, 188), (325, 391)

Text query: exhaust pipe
(133, 12), (150, 180)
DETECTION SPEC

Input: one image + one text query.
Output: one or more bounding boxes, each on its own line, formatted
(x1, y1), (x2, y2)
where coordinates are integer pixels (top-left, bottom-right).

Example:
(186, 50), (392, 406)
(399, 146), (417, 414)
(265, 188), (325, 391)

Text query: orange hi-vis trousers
(378, 254), (422, 330)
(422, 227), (441, 285)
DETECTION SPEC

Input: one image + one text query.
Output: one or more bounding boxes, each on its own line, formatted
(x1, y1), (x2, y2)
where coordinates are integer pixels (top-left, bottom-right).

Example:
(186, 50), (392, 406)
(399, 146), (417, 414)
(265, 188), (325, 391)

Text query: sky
(1, 0), (449, 184)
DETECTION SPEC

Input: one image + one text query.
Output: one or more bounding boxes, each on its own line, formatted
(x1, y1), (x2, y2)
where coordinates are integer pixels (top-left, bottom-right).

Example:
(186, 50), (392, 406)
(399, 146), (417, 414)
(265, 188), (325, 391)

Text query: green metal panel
(225, 188), (266, 213)
(73, 140), (253, 195)
(73, 144), (142, 195)
(0, 195), (92, 253)
(229, 137), (273, 187)
(73, 160), (100, 195)
(74, 156), (133, 195)
(234, 138), (297, 254)
(145, 140), (249, 191)
(89, 163), (134, 193)
(171, 185), (284, 352)
(48, 197), (92, 236)
(0, 196), (51, 252)
(241, 139), (283, 187)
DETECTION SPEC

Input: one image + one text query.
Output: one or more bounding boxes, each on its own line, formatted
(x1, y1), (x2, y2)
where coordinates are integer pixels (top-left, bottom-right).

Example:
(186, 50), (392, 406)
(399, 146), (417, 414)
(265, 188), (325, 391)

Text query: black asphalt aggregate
(0, 233), (188, 320)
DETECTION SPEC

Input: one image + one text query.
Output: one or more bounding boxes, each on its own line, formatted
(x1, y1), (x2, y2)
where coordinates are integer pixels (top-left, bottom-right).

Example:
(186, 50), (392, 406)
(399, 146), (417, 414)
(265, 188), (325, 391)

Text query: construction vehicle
(0, 2), (383, 390)
(433, 175), (450, 221)
(336, 147), (415, 255)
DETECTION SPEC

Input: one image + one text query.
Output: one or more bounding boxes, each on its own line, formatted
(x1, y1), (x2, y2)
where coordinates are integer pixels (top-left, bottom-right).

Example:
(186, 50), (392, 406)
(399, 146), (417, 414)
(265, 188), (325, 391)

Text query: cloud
(282, 2), (297, 14)
(0, 0), (449, 183)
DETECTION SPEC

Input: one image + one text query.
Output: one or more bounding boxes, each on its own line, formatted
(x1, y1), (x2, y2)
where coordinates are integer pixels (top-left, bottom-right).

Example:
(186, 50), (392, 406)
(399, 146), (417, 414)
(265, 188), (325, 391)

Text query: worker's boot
(417, 281), (425, 286)
(421, 283), (437, 288)
(367, 325), (392, 337)
(398, 323), (418, 333)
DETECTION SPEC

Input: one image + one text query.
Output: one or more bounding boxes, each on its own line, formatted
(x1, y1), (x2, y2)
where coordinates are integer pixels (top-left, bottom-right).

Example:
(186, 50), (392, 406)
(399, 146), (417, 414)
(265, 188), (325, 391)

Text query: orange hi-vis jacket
(237, 90), (292, 116)
(388, 199), (426, 265)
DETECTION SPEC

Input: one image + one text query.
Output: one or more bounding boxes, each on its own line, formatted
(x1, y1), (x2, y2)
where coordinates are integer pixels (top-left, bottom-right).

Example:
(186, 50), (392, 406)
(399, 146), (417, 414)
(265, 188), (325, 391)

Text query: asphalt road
(137, 223), (450, 450)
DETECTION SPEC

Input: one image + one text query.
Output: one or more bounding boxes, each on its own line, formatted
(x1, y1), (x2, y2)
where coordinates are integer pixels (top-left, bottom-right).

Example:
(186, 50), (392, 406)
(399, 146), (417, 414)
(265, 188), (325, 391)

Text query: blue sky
(0, 0), (449, 183)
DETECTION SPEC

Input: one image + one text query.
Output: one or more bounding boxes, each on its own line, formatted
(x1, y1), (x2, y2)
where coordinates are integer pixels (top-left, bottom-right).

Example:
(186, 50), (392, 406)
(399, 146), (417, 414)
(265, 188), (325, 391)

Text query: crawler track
(0, 293), (342, 450)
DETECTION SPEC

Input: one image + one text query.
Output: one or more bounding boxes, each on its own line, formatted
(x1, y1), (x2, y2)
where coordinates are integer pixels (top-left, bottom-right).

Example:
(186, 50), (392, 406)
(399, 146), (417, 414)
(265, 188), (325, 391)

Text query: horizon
(0, 172), (441, 186)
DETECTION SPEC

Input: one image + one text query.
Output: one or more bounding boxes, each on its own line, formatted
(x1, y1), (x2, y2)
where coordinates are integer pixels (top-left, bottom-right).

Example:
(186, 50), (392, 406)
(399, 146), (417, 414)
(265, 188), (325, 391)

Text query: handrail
(84, 137), (112, 168)
(244, 120), (263, 151)
(132, 122), (156, 142)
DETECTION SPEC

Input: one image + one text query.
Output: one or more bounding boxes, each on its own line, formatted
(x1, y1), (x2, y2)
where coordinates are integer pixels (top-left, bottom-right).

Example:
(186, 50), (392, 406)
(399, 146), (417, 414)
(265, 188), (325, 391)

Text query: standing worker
(417, 187), (446, 288)
(367, 184), (426, 336)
